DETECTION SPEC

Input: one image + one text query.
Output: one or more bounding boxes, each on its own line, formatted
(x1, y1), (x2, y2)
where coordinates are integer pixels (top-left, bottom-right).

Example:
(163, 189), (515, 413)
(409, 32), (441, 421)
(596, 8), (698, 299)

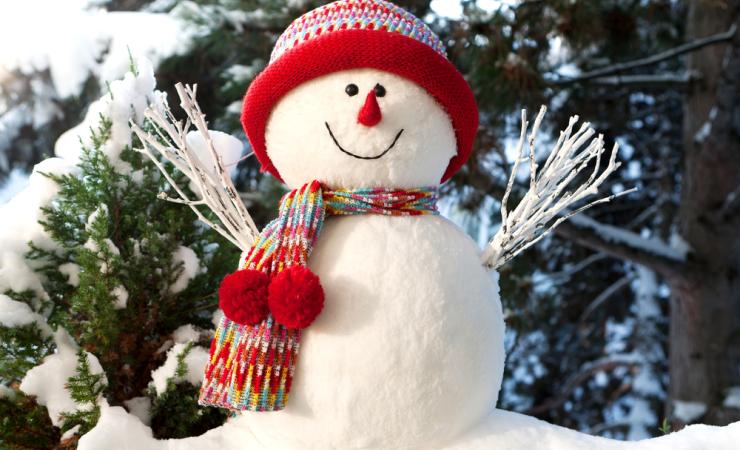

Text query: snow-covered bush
(0, 58), (237, 447)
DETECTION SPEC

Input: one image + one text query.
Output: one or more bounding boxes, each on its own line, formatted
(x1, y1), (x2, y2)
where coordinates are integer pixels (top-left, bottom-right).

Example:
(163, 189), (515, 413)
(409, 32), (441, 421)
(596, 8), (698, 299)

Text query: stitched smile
(324, 122), (404, 160)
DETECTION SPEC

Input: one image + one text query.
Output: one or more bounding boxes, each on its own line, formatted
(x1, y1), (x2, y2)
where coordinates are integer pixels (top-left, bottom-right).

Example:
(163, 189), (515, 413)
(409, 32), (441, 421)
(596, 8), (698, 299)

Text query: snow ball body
(244, 69), (505, 448)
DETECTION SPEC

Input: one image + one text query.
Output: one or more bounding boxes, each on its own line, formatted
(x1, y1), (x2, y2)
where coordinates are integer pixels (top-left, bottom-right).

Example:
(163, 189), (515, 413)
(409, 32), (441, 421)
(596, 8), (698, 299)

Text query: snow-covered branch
(587, 72), (699, 89)
(131, 83), (259, 252)
(481, 106), (631, 270)
(554, 215), (688, 282)
(553, 23), (737, 84)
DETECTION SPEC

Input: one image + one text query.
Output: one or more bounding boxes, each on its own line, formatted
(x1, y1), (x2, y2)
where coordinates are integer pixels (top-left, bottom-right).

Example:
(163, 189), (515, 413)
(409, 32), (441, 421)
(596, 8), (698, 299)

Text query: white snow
(59, 262), (81, 287)
(634, 266), (661, 319)
(123, 396), (152, 426)
(625, 398), (657, 440)
(19, 328), (106, 426)
(0, 58), (158, 304)
(569, 214), (685, 261)
(223, 61), (262, 85)
(0, 383), (16, 399)
(669, 232), (692, 259)
(169, 245), (200, 294)
(723, 387), (740, 410)
(0, 293), (52, 336)
(0, 1), (194, 99)
(0, 158), (77, 297)
(75, 406), (740, 449)
(149, 342), (209, 396)
(185, 130), (244, 179)
(693, 107), (717, 144)
(112, 285), (129, 309)
(55, 57), (163, 172)
(78, 403), (164, 450)
(172, 324), (201, 343)
(0, 168), (30, 204)
(86, 204), (110, 232)
(673, 400), (707, 423)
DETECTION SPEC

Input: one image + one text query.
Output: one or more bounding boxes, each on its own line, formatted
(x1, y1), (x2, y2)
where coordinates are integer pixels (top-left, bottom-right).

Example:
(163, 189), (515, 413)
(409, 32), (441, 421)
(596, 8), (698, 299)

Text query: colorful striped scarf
(199, 181), (438, 411)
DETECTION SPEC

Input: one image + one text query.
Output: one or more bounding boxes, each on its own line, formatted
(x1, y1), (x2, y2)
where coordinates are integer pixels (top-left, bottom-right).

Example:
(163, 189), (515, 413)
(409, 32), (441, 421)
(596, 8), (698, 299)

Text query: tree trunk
(671, 0), (740, 426)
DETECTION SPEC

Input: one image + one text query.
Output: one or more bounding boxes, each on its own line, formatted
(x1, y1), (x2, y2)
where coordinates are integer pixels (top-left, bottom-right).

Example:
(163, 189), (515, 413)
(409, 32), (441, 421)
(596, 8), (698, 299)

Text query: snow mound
(76, 407), (740, 449)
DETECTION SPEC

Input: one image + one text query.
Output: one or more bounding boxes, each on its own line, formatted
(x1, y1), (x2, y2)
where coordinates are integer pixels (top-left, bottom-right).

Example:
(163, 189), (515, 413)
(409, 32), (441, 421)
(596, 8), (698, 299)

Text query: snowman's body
(244, 214), (504, 449)
(232, 40), (506, 447)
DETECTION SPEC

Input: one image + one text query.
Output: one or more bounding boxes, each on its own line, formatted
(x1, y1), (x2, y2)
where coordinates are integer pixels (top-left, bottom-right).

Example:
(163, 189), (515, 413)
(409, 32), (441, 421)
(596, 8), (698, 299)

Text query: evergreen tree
(0, 61), (235, 447)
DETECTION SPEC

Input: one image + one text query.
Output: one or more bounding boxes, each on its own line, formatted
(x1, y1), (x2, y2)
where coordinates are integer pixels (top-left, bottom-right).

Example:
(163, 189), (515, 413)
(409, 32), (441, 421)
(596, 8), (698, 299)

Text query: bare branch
(130, 83), (259, 252)
(553, 24), (737, 84)
(578, 275), (634, 325)
(526, 356), (640, 415)
(481, 106), (628, 270)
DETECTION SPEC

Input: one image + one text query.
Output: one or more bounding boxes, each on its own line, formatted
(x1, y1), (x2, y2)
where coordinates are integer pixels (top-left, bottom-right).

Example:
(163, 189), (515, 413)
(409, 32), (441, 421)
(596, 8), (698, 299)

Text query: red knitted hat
(241, 0), (478, 183)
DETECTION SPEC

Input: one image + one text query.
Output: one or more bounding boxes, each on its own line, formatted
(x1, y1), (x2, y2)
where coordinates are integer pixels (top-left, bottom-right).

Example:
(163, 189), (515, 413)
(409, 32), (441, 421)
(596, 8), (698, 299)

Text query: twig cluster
(481, 106), (633, 270)
(130, 83), (259, 251)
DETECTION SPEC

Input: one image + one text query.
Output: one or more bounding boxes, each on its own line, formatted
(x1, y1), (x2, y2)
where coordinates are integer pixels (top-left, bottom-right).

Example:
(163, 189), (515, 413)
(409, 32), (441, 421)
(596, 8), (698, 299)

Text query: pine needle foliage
(0, 73), (239, 444)
(149, 342), (229, 439)
(59, 349), (106, 435)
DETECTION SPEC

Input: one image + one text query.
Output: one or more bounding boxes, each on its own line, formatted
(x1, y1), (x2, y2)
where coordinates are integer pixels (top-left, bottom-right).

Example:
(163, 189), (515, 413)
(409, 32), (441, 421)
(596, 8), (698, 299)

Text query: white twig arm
(481, 106), (634, 270)
(130, 83), (259, 252)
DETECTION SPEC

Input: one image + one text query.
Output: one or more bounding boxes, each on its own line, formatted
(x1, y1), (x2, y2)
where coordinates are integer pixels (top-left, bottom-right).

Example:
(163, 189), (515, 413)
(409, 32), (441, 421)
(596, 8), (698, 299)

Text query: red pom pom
(268, 266), (325, 329)
(219, 269), (270, 325)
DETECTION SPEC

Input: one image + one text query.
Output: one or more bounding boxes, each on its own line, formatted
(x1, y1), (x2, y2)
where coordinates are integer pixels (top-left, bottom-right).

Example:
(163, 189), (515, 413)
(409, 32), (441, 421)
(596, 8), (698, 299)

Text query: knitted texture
(241, 0), (478, 184)
(270, 0), (446, 62)
(199, 181), (439, 411)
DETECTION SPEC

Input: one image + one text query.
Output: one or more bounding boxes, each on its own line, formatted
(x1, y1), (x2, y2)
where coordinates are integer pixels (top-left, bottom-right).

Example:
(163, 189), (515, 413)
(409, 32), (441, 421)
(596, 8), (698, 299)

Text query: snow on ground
(19, 328), (106, 426)
(124, 396), (153, 427)
(77, 406), (740, 450)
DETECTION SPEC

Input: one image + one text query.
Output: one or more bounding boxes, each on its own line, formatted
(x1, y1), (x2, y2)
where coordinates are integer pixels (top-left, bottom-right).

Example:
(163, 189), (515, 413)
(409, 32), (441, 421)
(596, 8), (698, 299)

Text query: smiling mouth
(324, 122), (404, 160)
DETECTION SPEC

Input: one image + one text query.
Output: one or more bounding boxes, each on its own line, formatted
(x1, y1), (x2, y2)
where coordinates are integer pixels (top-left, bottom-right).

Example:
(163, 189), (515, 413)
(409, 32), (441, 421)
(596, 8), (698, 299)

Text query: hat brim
(242, 28), (478, 184)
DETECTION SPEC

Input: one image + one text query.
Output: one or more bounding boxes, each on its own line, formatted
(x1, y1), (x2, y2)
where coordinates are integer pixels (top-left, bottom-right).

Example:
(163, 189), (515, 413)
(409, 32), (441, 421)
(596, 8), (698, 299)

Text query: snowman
(135, 1), (622, 448)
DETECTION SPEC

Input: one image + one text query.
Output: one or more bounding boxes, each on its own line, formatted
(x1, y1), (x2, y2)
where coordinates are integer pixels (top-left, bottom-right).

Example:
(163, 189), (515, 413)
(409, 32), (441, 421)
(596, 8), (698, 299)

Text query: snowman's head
(264, 69), (456, 190)
(240, 0), (478, 190)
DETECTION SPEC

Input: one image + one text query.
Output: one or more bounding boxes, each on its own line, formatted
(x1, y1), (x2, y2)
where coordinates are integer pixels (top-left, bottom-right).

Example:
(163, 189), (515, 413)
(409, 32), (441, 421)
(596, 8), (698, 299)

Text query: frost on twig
(481, 106), (634, 270)
(130, 83), (259, 252)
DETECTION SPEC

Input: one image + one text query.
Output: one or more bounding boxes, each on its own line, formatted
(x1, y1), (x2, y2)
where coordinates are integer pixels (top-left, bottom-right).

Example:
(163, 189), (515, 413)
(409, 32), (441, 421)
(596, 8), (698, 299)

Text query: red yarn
(241, 29), (478, 184)
(357, 90), (382, 127)
(268, 266), (325, 329)
(219, 269), (270, 325)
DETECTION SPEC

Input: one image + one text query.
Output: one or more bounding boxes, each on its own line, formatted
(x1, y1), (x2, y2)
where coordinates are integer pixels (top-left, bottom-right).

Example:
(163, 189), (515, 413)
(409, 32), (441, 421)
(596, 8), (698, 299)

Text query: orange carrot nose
(357, 90), (382, 127)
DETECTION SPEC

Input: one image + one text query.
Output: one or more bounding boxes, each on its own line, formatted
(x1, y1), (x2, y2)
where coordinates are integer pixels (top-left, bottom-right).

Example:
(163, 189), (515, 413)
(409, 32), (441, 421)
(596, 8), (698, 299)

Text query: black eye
(345, 83), (359, 96)
(374, 83), (386, 97)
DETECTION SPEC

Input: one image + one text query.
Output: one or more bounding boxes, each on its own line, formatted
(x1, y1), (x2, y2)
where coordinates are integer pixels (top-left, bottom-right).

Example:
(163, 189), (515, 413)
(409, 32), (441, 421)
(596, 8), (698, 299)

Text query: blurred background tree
(0, 0), (738, 445)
